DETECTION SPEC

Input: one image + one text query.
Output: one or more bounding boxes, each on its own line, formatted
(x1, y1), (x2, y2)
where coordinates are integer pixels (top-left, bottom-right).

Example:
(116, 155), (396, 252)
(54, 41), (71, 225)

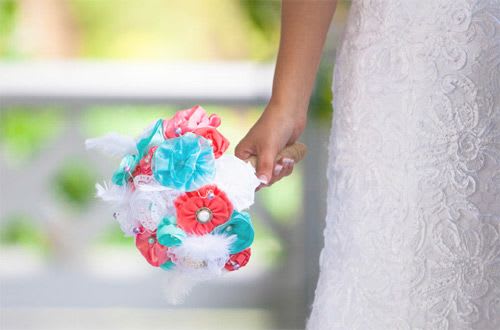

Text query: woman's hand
(235, 0), (336, 188)
(235, 101), (306, 188)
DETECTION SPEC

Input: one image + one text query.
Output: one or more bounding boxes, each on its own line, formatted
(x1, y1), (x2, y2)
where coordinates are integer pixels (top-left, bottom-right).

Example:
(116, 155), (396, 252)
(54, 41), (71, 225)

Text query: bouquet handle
(246, 142), (307, 168)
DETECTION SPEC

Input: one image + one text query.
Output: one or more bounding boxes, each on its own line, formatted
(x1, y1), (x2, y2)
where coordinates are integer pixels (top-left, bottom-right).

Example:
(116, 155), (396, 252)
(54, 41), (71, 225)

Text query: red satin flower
(174, 184), (233, 235)
(225, 248), (251, 271)
(192, 127), (229, 158)
(132, 146), (158, 177)
(135, 227), (170, 267)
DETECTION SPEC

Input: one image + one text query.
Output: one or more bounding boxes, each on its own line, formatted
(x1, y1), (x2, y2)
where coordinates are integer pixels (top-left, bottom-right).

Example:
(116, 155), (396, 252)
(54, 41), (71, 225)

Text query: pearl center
(196, 207), (213, 224)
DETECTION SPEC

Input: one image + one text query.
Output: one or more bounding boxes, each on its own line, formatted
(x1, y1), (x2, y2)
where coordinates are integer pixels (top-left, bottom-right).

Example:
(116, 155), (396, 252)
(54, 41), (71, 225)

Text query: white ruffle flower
(212, 154), (260, 211)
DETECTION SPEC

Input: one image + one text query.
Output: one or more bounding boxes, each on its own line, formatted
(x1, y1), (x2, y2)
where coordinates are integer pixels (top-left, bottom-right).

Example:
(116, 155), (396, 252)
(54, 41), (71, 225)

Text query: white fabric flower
(212, 154), (260, 211)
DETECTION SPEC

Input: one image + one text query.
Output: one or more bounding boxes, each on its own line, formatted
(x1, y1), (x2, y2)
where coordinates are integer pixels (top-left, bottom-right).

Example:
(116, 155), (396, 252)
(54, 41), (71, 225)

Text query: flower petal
(157, 217), (186, 247)
(213, 210), (254, 254)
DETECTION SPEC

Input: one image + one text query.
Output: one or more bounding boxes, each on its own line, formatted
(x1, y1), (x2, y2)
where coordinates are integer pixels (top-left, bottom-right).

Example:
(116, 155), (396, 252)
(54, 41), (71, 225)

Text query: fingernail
(282, 158), (294, 168)
(258, 175), (269, 185)
(273, 164), (283, 176)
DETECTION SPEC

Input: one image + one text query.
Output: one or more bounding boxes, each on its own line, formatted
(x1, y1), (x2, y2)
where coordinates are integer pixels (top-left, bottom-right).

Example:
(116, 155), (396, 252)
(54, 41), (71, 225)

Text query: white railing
(0, 60), (274, 106)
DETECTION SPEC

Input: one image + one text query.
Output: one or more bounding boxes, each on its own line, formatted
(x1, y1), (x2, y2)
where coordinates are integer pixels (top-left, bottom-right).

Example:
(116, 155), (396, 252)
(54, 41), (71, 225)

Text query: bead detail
(195, 207), (213, 224)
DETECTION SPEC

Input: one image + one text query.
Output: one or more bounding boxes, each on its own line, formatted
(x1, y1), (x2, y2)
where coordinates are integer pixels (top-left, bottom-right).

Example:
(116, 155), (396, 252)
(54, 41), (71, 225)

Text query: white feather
(163, 234), (235, 304)
(169, 234), (235, 271)
(85, 133), (137, 157)
(95, 181), (127, 203)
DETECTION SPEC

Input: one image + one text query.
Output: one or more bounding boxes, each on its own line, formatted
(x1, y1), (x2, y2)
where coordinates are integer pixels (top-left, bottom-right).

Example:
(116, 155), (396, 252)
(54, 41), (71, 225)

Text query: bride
(235, 0), (500, 329)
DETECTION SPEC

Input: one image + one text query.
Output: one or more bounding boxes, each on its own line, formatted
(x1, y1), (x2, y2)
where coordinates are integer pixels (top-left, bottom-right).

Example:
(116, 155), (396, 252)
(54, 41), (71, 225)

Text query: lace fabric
(307, 1), (500, 329)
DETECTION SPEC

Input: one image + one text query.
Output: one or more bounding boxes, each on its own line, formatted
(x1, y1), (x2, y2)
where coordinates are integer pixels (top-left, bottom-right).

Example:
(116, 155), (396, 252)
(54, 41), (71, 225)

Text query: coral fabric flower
(225, 248), (251, 271)
(132, 146), (158, 177)
(174, 184), (233, 235)
(152, 133), (215, 191)
(135, 228), (170, 267)
(163, 105), (221, 138)
(192, 127), (229, 158)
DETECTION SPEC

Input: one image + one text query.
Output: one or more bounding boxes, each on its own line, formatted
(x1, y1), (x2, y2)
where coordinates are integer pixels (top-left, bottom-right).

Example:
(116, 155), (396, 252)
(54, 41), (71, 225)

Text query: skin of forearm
(270, 0), (337, 120)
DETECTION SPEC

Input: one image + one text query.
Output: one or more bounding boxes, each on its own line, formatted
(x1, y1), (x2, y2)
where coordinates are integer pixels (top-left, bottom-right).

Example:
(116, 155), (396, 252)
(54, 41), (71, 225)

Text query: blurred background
(0, 1), (350, 329)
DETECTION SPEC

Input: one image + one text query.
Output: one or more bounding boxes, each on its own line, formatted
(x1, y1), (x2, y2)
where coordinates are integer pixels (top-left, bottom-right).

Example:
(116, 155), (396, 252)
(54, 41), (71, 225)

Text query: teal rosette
(212, 210), (254, 254)
(112, 119), (164, 186)
(157, 216), (186, 247)
(152, 132), (215, 191)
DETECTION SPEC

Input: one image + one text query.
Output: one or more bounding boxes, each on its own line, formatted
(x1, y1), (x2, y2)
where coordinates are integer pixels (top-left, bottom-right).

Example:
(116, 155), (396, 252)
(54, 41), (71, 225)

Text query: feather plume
(85, 133), (137, 157)
(95, 181), (127, 203)
(163, 233), (235, 304)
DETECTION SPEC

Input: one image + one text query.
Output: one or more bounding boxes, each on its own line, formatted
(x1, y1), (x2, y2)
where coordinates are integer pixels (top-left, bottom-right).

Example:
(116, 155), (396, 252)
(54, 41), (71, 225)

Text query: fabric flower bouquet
(85, 105), (305, 302)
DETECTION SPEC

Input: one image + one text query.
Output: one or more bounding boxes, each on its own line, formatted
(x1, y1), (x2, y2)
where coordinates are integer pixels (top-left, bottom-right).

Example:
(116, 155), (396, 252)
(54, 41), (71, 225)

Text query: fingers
(264, 157), (295, 187)
(277, 158), (294, 179)
(255, 147), (277, 185)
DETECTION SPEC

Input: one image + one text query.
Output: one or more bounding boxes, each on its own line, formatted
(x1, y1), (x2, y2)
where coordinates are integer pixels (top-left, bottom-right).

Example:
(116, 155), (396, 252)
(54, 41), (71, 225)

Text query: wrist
(265, 98), (308, 133)
(269, 93), (309, 112)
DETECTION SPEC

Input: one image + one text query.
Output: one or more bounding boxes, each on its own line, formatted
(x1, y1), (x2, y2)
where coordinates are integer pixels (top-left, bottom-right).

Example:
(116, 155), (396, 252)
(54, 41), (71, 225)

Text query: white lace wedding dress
(307, 1), (500, 329)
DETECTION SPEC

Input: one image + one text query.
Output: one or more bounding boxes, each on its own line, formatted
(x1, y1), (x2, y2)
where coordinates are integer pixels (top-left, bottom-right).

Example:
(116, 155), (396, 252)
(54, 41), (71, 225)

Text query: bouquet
(85, 105), (305, 302)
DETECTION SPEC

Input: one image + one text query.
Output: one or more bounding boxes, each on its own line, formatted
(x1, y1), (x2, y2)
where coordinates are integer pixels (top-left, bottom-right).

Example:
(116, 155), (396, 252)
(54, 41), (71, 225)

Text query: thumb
(234, 142), (252, 161)
(256, 147), (277, 185)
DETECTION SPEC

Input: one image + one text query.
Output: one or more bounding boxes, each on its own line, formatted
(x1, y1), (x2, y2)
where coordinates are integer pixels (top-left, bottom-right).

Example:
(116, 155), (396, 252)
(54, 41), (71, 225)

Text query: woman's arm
(235, 0), (337, 186)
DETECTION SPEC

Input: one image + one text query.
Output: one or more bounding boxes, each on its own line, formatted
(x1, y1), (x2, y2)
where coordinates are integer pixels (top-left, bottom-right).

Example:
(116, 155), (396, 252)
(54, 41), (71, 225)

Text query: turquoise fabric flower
(111, 154), (138, 185)
(112, 119), (164, 186)
(160, 260), (175, 270)
(136, 119), (164, 158)
(212, 210), (254, 254)
(157, 216), (186, 247)
(152, 132), (215, 191)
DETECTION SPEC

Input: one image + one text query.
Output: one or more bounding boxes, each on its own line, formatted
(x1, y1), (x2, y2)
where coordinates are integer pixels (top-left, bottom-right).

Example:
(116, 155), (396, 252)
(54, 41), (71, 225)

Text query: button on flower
(135, 227), (171, 267)
(163, 105), (221, 138)
(174, 184), (233, 235)
(225, 248), (251, 271)
(152, 133), (215, 191)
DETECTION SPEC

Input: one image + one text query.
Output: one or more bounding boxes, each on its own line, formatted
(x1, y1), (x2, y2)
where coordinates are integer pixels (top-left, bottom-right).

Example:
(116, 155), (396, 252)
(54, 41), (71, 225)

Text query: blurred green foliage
(251, 214), (284, 265)
(260, 166), (302, 224)
(98, 224), (133, 246)
(0, 107), (63, 162)
(0, 214), (50, 252)
(68, 0), (280, 61)
(310, 59), (334, 120)
(53, 159), (97, 209)
(0, 0), (17, 57)
(239, 0), (280, 34)
(82, 105), (177, 137)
